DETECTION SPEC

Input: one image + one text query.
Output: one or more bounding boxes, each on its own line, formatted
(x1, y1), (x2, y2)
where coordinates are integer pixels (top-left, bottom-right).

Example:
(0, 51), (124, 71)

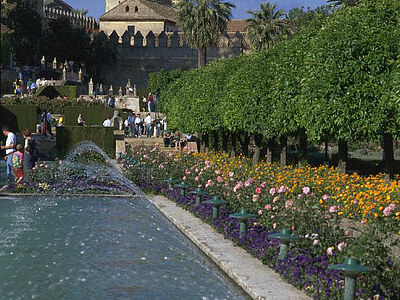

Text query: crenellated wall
(44, 7), (99, 30)
(99, 29), (249, 88)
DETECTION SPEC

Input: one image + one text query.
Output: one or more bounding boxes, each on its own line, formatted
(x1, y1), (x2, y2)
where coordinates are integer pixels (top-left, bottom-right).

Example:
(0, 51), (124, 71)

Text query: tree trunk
(212, 131), (219, 151)
(324, 139), (329, 164)
(198, 48), (207, 67)
(201, 133), (209, 153)
(280, 136), (287, 168)
(338, 139), (348, 174)
(266, 138), (273, 164)
(230, 133), (237, 157)
(383, 133), (394, 179)
(299, 129), (307, 163)
(222, 132), (229, 153)
(240, 133), (250, 157)
(252, 134), (263, 166)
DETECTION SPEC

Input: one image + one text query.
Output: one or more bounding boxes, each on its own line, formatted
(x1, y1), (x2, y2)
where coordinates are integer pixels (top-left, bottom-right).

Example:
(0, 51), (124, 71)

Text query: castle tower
(106, 0), (174, 12)
(106, 0), (122, 12)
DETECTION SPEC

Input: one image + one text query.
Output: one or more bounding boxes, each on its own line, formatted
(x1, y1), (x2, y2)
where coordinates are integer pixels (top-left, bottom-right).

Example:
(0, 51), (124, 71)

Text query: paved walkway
(148, 195), (311, 300)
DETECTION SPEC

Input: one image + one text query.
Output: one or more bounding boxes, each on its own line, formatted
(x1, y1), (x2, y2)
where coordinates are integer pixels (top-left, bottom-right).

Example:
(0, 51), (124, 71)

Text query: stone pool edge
(147, 194), (311, 300)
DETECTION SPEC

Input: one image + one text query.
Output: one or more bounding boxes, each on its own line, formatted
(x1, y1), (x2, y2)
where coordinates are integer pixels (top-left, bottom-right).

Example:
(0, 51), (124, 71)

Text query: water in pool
(0, 195), (250, 300)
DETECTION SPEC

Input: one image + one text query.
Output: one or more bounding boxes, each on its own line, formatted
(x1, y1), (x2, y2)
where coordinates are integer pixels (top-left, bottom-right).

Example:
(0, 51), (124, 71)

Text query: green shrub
(56, 126), (115, 158)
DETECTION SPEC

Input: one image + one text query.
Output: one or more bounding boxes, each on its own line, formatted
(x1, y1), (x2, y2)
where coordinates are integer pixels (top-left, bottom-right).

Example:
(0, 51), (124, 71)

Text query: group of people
(163, 131), (200, 152)
(12, 77), (49, 97)
(1, 126), (38, 184)
(142, 93), (157, 112)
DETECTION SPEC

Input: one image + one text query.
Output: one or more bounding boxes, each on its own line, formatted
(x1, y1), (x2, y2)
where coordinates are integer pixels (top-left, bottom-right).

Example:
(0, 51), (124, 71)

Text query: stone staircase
(124, 137), (176, 153)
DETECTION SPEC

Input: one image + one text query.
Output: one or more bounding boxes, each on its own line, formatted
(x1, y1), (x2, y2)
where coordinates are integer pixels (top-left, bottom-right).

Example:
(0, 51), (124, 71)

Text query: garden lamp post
(204, 196), (227, 219)
(164, 177), (179, 189)
(269, 229), (300, 260)
(329, 258), (373, 300)
(229, 209), (255, 238)
(175, 181), (191, 196)
(189, 188), (208, 206)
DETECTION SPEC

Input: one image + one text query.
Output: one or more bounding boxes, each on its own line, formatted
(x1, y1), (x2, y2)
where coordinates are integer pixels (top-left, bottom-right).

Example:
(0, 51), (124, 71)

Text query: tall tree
(176, 0), (235, 67)
(5, 0), (42, 65)
(246, 1), (286, 51)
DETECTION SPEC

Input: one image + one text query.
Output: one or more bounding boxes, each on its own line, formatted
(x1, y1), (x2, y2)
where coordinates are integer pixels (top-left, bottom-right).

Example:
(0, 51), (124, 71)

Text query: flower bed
(122, 145), (400, 299)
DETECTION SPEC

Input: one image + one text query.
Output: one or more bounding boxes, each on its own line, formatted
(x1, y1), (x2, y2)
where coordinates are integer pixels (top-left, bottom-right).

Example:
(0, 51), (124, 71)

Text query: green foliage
(1, 38), (11, 66)
(246, 1), (286, 50)
(302, 0), (400, 141)
(6, 0), (42, 65)
(148, 69), (183, 95)
(63, 106), (114, 126)
(153, 0), (399, 149)
(0, 105), (38, 133)
(56, 126), (115, 158)
(0, 97), (105, 114)
(36, 85), (77, 99)
(176, 0), (235, 66)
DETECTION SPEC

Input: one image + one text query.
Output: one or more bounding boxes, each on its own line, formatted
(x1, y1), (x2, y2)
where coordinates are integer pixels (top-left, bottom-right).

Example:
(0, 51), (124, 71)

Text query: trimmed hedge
(36, 86), (77, 99)
(64, 106), (115, 126)
(56, 126), (115, 158)
(0, 97), (105, 114)
(0, 105), (38, 133)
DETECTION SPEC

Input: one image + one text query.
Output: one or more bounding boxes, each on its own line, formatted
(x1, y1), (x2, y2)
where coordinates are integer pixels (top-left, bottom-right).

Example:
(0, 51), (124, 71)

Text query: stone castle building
(100, 0), (177, 36)
(96, 0), (249, 90)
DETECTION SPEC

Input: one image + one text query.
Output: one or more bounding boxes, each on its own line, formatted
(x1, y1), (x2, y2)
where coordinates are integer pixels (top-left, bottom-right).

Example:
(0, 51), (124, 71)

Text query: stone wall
(100, 30), (248, 89)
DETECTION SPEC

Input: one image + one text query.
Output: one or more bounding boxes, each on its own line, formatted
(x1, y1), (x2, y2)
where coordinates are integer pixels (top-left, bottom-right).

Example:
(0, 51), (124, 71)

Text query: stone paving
(148, 195), (311, 300)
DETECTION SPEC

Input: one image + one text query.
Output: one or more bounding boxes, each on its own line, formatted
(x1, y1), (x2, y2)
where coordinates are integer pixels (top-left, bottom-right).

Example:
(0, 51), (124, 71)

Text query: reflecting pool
(0, 196), (249, 300)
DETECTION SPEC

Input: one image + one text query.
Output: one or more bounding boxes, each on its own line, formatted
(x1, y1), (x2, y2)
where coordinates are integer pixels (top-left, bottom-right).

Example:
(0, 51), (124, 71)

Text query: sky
(64, 0), (329, 19)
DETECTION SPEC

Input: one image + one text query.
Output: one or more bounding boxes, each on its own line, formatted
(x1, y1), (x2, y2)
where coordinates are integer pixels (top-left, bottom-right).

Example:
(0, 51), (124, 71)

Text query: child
(12, 144), (24, 184)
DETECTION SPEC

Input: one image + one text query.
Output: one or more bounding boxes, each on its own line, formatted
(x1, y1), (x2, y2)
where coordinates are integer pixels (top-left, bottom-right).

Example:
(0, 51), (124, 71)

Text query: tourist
(186, 134), (201, 153)
(77, 114), (86, 126)
(155, 118), (161, 137)
(107, 96), (115, 108)
(103, 117), (112, 127)
(1, 126), (17, 182)
(144, 113), (152, 138)
(46, 111), (52, 136)
(12, 144), (24, 184)
(127, 112), (136, 137)
(146, 93), (154, 112)
(135, 114), (142, 137)
(124, 118), (129, 136)
(22, 129), (37, 177)
(40, 111), (47, 135)
(163, 131), (171, 147)
(30, 81), (38, 94)
(57, 116), (64, 127)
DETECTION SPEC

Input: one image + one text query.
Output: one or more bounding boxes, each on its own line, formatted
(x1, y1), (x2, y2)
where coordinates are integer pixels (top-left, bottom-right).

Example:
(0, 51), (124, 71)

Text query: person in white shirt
(1, 126), (17, 182)
(135, 114), (142, 137)
(144, 114), (152, 138)
(103, 117), (111, 127)
(77, 114), (86, 126)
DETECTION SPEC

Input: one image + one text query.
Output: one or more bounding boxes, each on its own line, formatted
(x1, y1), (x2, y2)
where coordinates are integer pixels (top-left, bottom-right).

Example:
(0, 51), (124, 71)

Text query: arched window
(125, 6), (129, 12)
(135, 6), (139, 12)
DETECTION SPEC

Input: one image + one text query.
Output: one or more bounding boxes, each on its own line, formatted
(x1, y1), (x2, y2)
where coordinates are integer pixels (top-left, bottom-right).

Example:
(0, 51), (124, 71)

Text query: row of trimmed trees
(149, 0), (399, 178)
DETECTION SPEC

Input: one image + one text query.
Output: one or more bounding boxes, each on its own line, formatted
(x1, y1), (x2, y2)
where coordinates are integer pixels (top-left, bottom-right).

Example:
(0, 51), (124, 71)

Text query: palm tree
(73, 8), (89, 16)
(246, 1), (286, 51)
(176, 0), (235, 67)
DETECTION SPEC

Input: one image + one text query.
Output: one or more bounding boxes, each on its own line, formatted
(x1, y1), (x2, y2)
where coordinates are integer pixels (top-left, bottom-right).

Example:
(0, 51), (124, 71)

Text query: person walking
(135, 114), (142, 137)
(127, 112), (136, 137)
(103, 117), (111, 127)
(40, 111), (47, 135)
(144, 113), (152, 138)
(22, 129), (37, 179)
(146, 93), (154, 112)
(1, 126), (17, 182)
(12, 144), (24, 184)
(46, 111), (52, 136)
